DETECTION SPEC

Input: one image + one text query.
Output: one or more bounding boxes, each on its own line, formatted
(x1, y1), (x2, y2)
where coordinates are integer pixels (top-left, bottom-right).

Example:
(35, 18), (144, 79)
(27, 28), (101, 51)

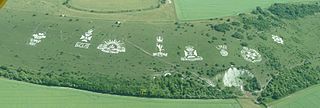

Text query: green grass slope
(0, 0), (320, 105)
(0, 78), (241, 108)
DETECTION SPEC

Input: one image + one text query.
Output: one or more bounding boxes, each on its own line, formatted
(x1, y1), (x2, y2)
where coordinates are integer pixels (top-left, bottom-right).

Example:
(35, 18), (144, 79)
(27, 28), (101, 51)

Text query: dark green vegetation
(211, 23), (232, 33)
(0, 60), (239, 99)
(268, 3), (320, 19)
(260, 64), (320, 101)
(1, 0), (320, 107)
(0, 78), (245, 108)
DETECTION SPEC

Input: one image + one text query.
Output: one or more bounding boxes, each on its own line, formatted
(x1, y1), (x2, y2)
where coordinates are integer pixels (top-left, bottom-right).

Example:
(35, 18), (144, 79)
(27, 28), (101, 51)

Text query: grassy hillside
(0, 0), (320, 106)
(174, 0), (318, 20)
(0, 78), (242, 108)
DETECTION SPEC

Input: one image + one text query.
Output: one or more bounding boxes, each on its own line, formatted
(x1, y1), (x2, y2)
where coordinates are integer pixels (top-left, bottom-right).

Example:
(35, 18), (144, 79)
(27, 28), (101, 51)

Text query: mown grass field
(68, 0), (160, 12)
(4, 0), (176, 21)
(268, 84), (320, 108)
(174, 0), (318, 20)
(0, 78), (242, 108)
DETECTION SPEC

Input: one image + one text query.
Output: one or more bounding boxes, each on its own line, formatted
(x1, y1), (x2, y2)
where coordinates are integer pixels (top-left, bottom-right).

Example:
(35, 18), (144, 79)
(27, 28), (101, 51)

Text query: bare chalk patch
(241, 47), (262, 63)
(223, 66), (254, 87)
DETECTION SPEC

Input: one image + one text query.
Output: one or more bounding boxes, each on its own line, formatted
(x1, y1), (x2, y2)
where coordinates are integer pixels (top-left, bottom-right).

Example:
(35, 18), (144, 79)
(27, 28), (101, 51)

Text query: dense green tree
(268, 3), (320, 19)
(212, 23), (231, 33)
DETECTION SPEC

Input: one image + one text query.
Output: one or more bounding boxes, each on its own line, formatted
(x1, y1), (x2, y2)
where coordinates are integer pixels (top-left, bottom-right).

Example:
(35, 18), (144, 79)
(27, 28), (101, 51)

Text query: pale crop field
(174, 0), (318, 20)
(0, 78), (242, 108)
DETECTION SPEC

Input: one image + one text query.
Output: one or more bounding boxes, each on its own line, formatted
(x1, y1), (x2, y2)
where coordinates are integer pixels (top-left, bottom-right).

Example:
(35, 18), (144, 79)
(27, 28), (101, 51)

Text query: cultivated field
(174, 0), (318, 20)
(0, 78), (242, 108)
(268, 84), (320, 108)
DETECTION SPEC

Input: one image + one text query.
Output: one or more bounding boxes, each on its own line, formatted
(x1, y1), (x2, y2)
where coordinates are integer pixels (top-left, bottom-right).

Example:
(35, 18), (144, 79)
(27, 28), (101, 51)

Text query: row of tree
(268, 3), (320, 19)
(0, 65), (238, 99)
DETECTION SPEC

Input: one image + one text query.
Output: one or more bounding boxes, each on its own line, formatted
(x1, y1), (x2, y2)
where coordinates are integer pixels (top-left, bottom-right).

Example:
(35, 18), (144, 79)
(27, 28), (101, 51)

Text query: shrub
(231, 22), (241, 26)
(231, 32), (244, 39)
(212, 23), (231, 33)
(240, 42), (248, 46)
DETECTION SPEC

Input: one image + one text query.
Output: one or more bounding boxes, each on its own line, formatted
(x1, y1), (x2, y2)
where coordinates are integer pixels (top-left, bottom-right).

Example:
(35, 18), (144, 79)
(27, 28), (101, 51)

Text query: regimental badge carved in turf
(153, 36), (168, 57)
(216, 45), (229, 57)
(97, 40), (126, 54)
(241, 47), (262, 63)
(272, 35), (284, 44)
(181, 46), (203, 61)
(29, 32), (46, 46)
(75, 29), (94, 49)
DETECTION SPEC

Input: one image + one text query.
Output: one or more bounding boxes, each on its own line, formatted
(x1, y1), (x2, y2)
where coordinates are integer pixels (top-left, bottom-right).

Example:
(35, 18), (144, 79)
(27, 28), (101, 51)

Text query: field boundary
(63, 0), (164, 14)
